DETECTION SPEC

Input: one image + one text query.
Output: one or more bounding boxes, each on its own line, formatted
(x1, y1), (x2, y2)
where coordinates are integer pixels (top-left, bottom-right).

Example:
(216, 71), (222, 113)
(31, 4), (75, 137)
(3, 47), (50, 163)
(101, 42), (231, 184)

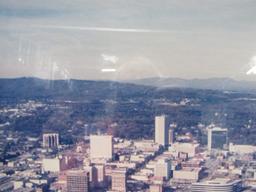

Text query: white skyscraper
(155, 115), (169, 146)
(90, 135), (113, 160)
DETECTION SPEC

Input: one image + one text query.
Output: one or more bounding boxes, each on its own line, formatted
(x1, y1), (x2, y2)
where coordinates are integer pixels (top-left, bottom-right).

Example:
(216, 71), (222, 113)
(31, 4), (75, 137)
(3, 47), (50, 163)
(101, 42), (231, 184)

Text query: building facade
(192, 179), (242, 192)
(67, 170), (90, 192)
(207, 126), (228, 152)
(90, 135), (113, 160)
(43, 132), (59, 148)
(155, 115), (169, 146)
(111, 168), (127, 192)
(150, 184), (163, 192)
(154, 159), (171, 180)
(168, 128), (174, 145)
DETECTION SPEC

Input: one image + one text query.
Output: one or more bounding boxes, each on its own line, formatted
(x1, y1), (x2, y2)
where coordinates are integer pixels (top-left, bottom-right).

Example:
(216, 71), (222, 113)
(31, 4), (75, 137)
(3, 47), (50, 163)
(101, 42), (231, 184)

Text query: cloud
(34, 25), (167, 33)
(1, 0), (256, 80)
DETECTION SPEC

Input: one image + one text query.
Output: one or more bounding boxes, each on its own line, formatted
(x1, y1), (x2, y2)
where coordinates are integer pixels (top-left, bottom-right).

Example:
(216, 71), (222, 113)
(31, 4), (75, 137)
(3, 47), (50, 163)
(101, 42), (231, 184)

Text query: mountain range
(127, 77), (256, 92)
(1, 77), (256, 144)
(1, 77), (256, 100)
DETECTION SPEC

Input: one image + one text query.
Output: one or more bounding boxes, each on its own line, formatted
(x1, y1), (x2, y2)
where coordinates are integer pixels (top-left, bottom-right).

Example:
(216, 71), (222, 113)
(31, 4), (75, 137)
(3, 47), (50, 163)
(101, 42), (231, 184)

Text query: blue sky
(1, 0), (256, 80)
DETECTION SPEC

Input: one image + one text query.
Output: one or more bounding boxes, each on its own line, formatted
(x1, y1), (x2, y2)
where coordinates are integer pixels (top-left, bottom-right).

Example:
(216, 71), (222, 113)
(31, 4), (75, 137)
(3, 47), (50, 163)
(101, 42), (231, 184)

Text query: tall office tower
(95, 165), (105, 187)
(154, 159), (171, 180)
(168, 123), (176, 145)
(90, 135), (113, 160)
(83, 165), (97, 188)
(111, 168), (127, 192)
(168, 128), (174, 145)
(155, 115), (169, 146)
(84, 164), (106, 188)
(207, 125), (228, 152)
(43, 132), (59, 148)
(67, 170), (90, 192)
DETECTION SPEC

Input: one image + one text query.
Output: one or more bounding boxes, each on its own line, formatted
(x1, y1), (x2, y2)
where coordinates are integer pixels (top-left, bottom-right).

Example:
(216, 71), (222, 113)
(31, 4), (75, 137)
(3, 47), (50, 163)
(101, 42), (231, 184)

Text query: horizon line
(0, 76), (253, 82)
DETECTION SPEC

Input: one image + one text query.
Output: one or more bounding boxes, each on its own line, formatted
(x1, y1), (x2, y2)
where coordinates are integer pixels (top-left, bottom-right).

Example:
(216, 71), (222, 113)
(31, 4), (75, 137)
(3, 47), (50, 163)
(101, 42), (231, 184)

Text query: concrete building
(90, 135), (113, 160)
(155, 115), (169, 146)
(191, 178), (242, 192)
(207, 125), (228, 152)
(111, 168), (127, 192)
(154, 159), (171, 180)
(133, 140), (160, 152)
(83, 165), (97, 187)
(42, 157), (62, 172)
(150, 184), (163, 192)
(67, 170), (90, 192)
(229, 143), (256, 154)
(83, 164), (105, 188)
(42, 132), (59, 148)
(173, 168), (201, 183)
(95, 164), (105, 187)
(170, 142), (200, 158)
(168, 128), (174, 145)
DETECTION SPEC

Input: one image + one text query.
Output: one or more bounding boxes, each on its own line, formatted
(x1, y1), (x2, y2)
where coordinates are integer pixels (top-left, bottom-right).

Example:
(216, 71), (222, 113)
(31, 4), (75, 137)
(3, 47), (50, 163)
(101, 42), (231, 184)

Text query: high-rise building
(154, 159), (171, 180)
(83, 165), (97, 188)
(191, 178), (242, 192)
(207, 125), (228, 152)
(90, 135), (113, 160)
(67, 170), (90, 192)
(95, 165), (105, 187)
(111, 168), (127, 192)
(155, 115), (169, 146)
(168, 128), (174, 145)
(168, 123), (176, 145)
(43, 132), (59, 148)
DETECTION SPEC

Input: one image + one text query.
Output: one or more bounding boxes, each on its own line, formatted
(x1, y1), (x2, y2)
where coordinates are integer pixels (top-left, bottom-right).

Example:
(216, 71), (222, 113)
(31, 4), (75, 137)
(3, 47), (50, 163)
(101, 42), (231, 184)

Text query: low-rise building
(169, 142), (200, 158)
(229, 143), (256, 154)
(191, 178), (242, 192)
(173, 168), (201, 183)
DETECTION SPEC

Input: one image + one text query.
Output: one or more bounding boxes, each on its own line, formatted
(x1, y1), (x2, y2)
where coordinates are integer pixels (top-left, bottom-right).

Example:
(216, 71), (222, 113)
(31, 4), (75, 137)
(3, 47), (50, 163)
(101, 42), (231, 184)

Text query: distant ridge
(1, 77), (256, 100)
(0, 77), (152, 100)
(127, 77), (256, 92)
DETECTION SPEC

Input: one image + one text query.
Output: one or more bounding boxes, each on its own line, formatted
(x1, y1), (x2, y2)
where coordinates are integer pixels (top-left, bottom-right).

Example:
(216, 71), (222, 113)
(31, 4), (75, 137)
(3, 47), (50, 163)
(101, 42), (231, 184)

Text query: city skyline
(1, 79), (256, 191)
(1, 0), (256, 81)
(2, 2), (256, 189)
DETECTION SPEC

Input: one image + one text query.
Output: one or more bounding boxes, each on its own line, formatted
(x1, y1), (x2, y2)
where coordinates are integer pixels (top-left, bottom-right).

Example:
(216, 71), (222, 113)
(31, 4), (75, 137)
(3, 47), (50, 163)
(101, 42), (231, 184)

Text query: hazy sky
(1, 0), (256, 80)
